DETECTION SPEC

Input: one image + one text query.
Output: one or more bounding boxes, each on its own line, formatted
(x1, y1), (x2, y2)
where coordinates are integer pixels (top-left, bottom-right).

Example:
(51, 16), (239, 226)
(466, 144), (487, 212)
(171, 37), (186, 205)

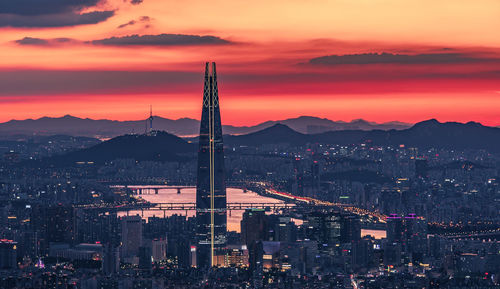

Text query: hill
(48, 131), (195, 165)
(225, 124), (307, 146)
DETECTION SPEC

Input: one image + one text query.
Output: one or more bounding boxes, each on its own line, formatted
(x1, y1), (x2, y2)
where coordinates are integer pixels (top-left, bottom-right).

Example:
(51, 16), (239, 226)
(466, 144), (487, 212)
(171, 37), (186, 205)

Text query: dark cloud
(309, 52), (491, 65)
(15, 37), (76, 46)
(90, 34), (232, 46)
(0, 11), (114, 27)
(13, 32), (228, 47)
(15, 37), (49, 45)
(130, 0), (143, 4)
(0, 0), (114, 27)
(118, 20), (136, 29)
(117, 15), (151, 28)
(0, 0), (101, 16)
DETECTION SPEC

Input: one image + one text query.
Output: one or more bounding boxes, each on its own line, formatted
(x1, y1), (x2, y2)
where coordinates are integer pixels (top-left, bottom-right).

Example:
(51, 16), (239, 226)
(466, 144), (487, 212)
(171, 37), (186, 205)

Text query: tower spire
(148, 105), (154, 135)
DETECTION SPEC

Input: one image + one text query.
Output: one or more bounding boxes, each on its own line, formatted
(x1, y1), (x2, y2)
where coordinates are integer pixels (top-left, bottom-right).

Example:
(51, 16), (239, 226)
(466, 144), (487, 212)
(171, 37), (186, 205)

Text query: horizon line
(2, 114), (500, 128)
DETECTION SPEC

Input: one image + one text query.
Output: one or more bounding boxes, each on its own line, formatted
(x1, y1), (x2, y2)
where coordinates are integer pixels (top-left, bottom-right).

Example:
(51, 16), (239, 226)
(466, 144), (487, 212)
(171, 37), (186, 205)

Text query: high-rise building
(271, 216), (296, 243)
(138, 246), (152, 271)
(383, 242), (402, 266)
(341, 213), (361, 243)
(351, 237), (374, 271)
(189, 245), (197, 268)
(75, 210), (120, 246)
(414, 157), (428, 180)
(304, 211), (341, 255)
(311, 161), (321, 197)
(121, 215), (142, 259)
(151, 238), (166, 262)
(0, 239), (17, 269)
(227, 244), (249, 267)
(195, 62), (227, 267)
(47, 205), (75, 245)
(241, 209), (268, 247)
(102, 243), (120, 275)
(292, 158), (304, 195)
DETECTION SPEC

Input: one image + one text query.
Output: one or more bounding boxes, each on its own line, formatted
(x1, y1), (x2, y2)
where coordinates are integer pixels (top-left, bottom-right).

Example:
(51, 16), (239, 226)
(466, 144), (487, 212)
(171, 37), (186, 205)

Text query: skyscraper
(0, 240), (17, 269)
(241, 208), (268, 247)
(102, 243), (119, 275)
(196, 62), (227, 267)
(120, 215), (142, 259)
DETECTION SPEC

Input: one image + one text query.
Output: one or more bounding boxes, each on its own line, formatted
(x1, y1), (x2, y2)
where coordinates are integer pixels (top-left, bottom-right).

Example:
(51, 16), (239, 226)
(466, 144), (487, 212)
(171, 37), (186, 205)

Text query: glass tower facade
(195, 62), (227, 267)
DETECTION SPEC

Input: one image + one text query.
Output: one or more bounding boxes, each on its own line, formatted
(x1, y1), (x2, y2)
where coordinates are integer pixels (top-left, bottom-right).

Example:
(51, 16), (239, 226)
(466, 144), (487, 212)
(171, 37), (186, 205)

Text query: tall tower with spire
(195, 62), (227, 267)
(148, 105), (154, 134)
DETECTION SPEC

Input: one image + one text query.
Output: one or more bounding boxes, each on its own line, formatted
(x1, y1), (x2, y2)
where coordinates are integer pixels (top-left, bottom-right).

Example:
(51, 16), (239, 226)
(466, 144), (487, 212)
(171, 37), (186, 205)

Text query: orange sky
(1, 0), (499, 126)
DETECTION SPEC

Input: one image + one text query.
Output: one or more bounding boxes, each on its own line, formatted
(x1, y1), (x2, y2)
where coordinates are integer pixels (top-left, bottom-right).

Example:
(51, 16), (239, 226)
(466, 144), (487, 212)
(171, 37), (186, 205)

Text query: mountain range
(226, 119), (500, 153)
(0, 115), (411, 139)
(44, 119), (500, 165)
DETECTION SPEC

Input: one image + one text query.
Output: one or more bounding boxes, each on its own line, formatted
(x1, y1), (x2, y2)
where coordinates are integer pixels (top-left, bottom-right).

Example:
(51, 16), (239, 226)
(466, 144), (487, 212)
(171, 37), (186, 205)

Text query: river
(117, 187), (284, 232)
(117, 186), (386, 238)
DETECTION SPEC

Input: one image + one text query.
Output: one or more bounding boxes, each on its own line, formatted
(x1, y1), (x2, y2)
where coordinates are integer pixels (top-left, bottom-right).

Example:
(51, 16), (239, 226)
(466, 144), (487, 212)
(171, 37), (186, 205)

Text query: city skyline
(1, 0), (499, 125)
(0, 1), (499, 287)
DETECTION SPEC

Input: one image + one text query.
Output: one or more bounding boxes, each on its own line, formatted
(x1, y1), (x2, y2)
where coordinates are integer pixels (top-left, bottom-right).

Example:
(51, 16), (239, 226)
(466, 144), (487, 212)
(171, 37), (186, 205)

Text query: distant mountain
(227, 119), (500, 153)
(0, 115), (201, 139)
(224, 116), (411, 135)
(0, 115), (411, 139)
(48, 131), (195, 165)
(374, 119), (500, 152)
(225, 124), (307, 146)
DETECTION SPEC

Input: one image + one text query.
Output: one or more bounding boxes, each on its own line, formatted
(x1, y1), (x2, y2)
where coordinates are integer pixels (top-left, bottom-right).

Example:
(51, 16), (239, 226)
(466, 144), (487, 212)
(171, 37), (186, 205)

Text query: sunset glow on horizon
(1, 0), (499, 126)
